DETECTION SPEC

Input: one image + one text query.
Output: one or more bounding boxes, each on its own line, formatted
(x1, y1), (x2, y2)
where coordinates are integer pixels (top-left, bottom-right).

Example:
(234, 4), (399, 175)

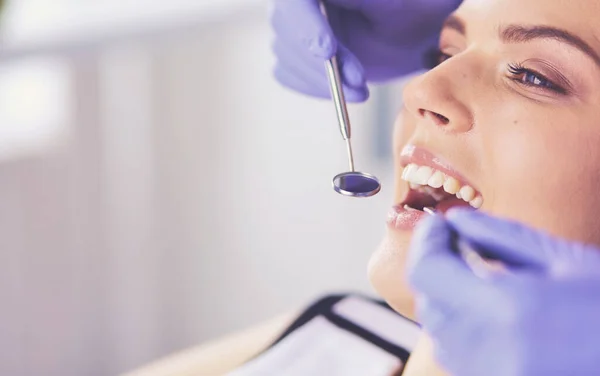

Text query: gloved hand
(270, 0), (462, 102)
(407, 209), (600, 376)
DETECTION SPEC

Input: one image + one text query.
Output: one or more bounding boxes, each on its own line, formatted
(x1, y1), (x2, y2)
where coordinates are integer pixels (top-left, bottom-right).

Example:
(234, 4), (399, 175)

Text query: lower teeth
(423, 207), (436, 215)
(404, 204), (437, 215)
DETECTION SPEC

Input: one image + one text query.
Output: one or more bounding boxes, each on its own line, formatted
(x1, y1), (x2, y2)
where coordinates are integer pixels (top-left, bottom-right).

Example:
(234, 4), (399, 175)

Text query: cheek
(368, 230), (416, 319)
(482, 108), (600, 243)
(395, 111), (416, 153)
(393, 113), (416, 201)
(370, 113), (418, 318)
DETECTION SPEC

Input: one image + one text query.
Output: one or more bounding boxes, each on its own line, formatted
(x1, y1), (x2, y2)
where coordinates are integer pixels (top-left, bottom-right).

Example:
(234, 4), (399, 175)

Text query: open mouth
(400, 163), (483, 213)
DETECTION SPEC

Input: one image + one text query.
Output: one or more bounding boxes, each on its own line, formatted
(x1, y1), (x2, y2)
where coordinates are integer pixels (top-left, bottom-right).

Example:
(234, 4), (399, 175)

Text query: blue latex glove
(408, 209), (600, 376)
(270, 0), (462, 102)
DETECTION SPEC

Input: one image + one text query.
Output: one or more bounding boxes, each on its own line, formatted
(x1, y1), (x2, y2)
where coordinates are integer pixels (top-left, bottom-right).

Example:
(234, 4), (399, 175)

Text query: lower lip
(386, 204), (427, 231)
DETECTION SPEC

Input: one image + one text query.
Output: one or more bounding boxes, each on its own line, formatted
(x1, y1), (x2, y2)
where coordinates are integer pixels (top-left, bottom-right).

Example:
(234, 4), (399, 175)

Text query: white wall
(0, 5), (405, 376)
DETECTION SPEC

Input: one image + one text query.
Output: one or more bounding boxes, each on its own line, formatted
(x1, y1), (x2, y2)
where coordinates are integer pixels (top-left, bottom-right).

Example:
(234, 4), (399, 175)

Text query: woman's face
(369, 0), (600, 316)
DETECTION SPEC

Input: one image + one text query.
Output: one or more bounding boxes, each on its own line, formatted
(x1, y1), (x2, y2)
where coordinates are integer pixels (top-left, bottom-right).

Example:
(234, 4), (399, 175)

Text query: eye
(507, 63), (566, 94)
(424, 48), (453, 69)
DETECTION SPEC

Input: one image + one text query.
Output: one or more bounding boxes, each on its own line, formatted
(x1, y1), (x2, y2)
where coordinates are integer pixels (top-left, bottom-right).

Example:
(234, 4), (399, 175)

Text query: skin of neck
(402, 334), (448, 376)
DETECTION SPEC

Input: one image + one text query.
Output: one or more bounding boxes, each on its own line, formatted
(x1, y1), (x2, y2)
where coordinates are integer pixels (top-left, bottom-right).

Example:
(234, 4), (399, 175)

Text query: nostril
(433, 112), (450, 125)
(419, 109), (450, 126)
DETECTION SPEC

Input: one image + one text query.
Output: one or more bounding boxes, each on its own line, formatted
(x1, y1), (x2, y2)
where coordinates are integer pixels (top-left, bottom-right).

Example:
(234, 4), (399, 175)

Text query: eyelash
(426, 49), (567, 95)
(506, 63), (566, 95)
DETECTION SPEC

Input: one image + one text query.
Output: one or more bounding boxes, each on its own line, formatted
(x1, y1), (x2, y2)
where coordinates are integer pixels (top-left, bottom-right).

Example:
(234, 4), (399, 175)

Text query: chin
(368, 229), (417, 320)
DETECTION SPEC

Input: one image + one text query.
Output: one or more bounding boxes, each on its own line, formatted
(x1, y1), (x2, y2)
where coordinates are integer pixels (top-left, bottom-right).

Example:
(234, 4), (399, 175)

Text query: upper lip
(400, 144), (477, 190)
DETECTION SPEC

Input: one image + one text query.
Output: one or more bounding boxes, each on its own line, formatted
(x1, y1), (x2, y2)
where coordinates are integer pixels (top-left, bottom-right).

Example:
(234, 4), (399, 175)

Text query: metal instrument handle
(320, 3), (354, 171)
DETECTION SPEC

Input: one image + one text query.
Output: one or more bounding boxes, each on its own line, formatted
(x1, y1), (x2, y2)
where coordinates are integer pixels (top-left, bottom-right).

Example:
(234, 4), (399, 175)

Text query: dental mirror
(333, 171), (381, 197)
(321, 4), (381, 198)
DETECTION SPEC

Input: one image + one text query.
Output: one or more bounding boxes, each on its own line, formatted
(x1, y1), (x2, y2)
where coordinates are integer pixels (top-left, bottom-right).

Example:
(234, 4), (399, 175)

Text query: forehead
(458, 0), (600, 35)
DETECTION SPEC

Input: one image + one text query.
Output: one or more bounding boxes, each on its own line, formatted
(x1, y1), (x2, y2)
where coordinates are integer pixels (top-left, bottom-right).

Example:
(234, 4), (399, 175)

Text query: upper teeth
(401, 163), (483, 209)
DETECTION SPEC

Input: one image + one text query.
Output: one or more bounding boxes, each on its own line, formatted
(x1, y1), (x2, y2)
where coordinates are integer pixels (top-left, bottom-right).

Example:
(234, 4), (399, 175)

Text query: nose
(403, 59), (474, 133)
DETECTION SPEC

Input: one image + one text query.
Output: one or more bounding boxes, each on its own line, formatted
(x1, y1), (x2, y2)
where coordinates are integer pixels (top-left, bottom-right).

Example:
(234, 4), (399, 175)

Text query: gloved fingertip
(307, 34), (337, 59)
(272, 64), (292, 88)
(343, 86), (370, 102)
(414, 213), (448, 240)
(445, 207), (478, 221)
(341, 59), (366, 88)
(407, 215), (452, 276)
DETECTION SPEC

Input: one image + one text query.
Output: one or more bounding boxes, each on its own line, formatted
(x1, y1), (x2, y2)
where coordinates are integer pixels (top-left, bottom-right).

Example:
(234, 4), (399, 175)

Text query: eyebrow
(442, 15), (466, 35)
(441, 14), (600, 66)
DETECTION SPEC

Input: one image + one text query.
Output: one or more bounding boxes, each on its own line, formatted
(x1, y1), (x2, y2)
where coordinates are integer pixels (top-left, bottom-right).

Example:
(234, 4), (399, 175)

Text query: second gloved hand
(408, 210), (600, 376)
(270, 0), (462, 102)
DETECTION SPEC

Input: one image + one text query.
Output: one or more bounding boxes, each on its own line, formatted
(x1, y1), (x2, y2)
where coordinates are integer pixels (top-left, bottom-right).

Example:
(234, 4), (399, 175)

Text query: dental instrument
(320, 3), (381, 198)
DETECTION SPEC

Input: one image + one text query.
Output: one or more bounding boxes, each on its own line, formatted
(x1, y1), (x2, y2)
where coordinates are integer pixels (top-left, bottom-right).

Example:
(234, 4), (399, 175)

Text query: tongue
(435, 197), (472, 214)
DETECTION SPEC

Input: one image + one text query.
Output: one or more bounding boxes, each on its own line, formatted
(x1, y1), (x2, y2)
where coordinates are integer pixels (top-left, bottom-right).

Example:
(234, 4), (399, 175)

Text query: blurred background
(0, 1), (407, 375)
